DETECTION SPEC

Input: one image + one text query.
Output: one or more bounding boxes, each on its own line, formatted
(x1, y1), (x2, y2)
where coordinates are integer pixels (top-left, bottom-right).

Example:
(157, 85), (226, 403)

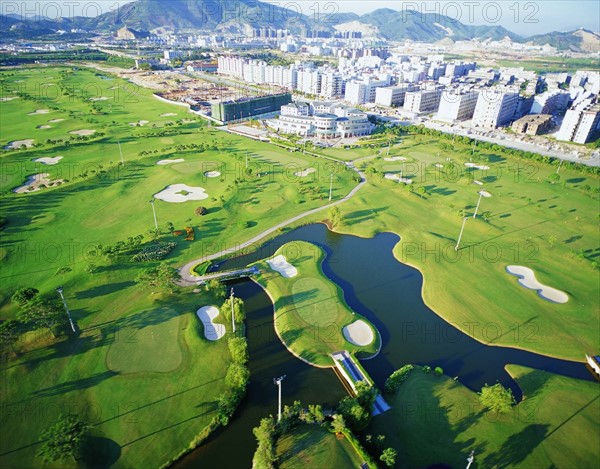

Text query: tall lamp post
(473, 190), (492, 219)
(274, 375), (286, 422)
(56, 286), (76, 333)
(328, 173), (334, 201)
(455, 217), (468, 251)
(149, 199), (159, 231)
(230, 288), (236, 334)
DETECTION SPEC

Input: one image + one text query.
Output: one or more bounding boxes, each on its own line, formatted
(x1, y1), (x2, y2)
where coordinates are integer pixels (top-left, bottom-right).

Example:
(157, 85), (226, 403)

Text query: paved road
(178, 165), (366, 285)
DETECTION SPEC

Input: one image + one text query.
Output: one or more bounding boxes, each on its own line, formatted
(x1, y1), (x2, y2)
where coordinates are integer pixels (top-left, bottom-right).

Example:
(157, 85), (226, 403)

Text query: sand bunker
(33, 156), (63, 165)
(13, 173), (64, 193)
(435, 163), (444, 168)
(89, 96), (110, 101)
(37, 125), (51, 129)
(267, 255), (298, 278)
(473, 180), (483, 186)
(154, 184), (209, 203)
(465, 163), (490, 170)
(6, 139), (34, 149)
(385, 173), (412, 184)
(343, 320), (374, 346)
(28, 109), (50, 115)
(196, 306), (226, 341)
(384, 156), (408, 162)
(204, 171), (221, 178)
(48, 118), (64, 123)
(129, 120), (150, 126)
(156, 159), (185, 165)
(160, 113), (177, 117)
(69, 129), (96, 136)
(0, 97), (18, 101)
(506, 265), (568, 304)
(479, 190), (492, 198)
(294, 168), (316, 177)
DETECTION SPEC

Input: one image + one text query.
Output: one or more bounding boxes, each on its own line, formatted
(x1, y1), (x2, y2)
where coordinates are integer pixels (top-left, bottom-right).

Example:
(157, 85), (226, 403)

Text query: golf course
(1, 64), (598, 468)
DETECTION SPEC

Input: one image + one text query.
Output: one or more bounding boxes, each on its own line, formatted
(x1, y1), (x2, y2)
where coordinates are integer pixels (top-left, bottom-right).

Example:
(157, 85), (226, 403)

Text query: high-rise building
(437, 90), (479, 121)
(530, 91), (570, 115)
(472, 90), (519, 128)
(556, 103), (600, 144)
(320, 72), (344, 99)
(375, 85), (412, 107)
(403, 89), (442, 114)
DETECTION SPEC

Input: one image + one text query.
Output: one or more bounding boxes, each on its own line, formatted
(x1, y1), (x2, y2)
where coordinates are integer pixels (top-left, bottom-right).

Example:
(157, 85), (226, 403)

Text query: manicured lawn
(294, 134), (600, 361)
(367, 365), (600, 468)
(252, 241), (380, 367)
(276, 424), (365, 469)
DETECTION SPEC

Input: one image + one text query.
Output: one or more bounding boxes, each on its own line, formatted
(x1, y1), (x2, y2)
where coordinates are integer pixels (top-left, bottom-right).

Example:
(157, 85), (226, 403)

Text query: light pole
(274, 375), (286, 422)
(473, 190), (491, 219)
(455, 217), (468, 251)
(466, 450), (475, 469)
(230, 288), (236, 334)
(118, 141), (124, 166)
(56, 286), (76, 333)
(328, 173), (333, 201)
(149, 199), (159, 231)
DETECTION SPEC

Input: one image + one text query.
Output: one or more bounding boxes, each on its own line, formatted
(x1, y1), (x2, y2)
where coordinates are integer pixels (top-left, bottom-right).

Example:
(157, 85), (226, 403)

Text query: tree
(206, 278), (226, 298)
(222, 296), (245, 323)
(547, 173), (560, 184)
(380, 448), (397, 468)
(228, 336), (249, 364)
(479, 383), (516, 413)
(225, 362), (250, 391)
(329, 206), (342, 228)
(195, 206), (208, 216)
(135, 264), (177, 293)
(11, 287), (39, 306)
(0, 320), (21, 355)
(331, 414), (346, 433)
(17, 298), (66, 337)
(252, 416), (277, 469)
(305, 404), (325, 424)
(38, 414), (90, 462)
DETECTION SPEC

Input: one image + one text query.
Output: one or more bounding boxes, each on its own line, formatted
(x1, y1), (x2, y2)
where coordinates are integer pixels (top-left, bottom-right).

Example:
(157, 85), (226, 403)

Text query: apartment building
(472, 90), (519, 128)
(436, 90), (479, 121)
(556, 102), (600, 144)
(403, 89), (442, 114)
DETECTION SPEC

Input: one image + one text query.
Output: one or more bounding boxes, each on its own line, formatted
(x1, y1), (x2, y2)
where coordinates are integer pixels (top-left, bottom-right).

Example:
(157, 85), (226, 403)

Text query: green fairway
(368, 365), (600, 468)
(252, 242), (380, 367)
(292, 134), (600, 361)
(275, 424), (365, 469)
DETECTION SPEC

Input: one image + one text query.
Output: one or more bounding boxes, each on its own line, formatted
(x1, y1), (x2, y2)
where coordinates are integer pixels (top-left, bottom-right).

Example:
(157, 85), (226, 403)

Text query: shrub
(195, 206), (207, 216)
(422, 365), (431, 373)
(434, 366), (443, 376)
(384, 364), (414, 394)
(131, 242), (176, 262)
(55, 266), (72, 275)
(237, 221), (251, 229)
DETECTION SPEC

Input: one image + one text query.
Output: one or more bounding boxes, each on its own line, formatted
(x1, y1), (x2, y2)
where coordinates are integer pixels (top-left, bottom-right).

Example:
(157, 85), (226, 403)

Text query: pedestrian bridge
(193, 266), (260, 284)
(331, 351), (391, 416)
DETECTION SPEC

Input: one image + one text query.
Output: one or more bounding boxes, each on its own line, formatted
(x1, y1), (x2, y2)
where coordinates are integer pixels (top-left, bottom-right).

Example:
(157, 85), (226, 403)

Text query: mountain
(335, 9), (523, 42)
(527, 28), (600, 53)
(85, 0), (324, 35)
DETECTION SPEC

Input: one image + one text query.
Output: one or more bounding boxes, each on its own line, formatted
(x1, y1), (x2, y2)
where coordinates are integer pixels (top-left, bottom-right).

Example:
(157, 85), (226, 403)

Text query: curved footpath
(178, 164), (366, 285)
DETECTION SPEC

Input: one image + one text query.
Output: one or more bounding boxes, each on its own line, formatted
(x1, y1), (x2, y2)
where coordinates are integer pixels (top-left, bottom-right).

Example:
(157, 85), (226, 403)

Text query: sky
(3, 1), (599, 37)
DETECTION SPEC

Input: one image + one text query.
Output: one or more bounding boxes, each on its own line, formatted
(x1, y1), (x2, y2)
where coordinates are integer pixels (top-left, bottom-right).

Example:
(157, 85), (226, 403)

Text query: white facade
(404, 89), (442, 113)
(320, 72), (344, 99)
(375, 86), (410, 107)
(437, 90), (479, 121)
(530, 91), (570, 115)
(297, 70), (322, 95)
(557, 103), (600, 144)
(472, 90), (519, 128)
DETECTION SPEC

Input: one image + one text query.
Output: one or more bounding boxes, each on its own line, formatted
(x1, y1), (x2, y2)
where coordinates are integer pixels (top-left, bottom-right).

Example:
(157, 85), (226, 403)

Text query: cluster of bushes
(92, 235), (145, 261)
(384, 364), (414, 393)
(131, 242), (176, 262)
(184, 227), (194, 241)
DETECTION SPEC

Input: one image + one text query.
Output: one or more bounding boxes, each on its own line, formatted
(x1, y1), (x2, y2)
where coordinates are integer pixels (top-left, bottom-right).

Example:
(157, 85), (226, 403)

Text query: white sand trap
(33, 156), (63, 165)
(267, 255), (298, 278)
(156, 159), (185, 165)
(48, 118), (64, 123)
(129, 120), (150, 126)
(69, 129), (96, 136)
(154, 184), (209, 203)
(161, 113), (177, 117)
(479, 190), (492, 198)
(506, 265), (568, 304)
(6, 139), (34, 149)
(89, 96), (110, 101)
(465, 163), (490, 170)
(435, 163), (444, 168)
(294, 168), (316, 177)
(384, 156), (408, 162)
(343, 320), (374, 346)
(385, 173), (412, 184)
(13, 173), (64, 193)
(108, 86), (119, 90)
(204, 171), (221, 178)
(37, 125), (51, 129)
(0, 97), (18, 101)
(28, 109), (50, 115)
(196, 306), (226, 341)
(473, 180), (483, 185)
